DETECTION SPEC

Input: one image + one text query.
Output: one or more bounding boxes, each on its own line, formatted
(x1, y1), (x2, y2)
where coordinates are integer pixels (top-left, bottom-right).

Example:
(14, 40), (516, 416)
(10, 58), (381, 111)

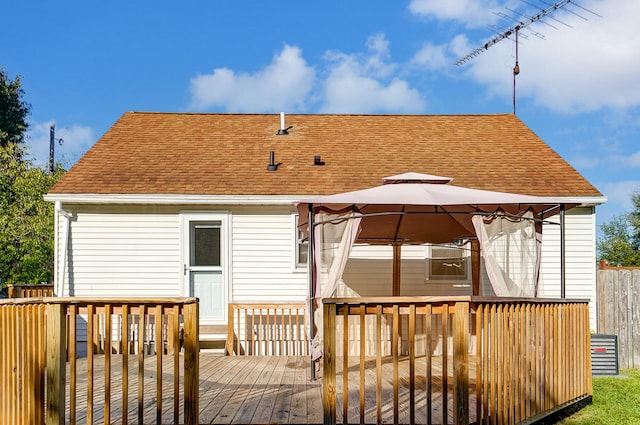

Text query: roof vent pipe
(267, 151), (281, 171)
(276, 112), (292, 135)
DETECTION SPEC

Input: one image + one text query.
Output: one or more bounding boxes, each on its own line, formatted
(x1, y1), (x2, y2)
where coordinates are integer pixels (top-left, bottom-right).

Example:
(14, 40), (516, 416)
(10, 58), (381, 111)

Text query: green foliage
(560, 369), (640, 424)
(0, 67), (31, 150)
(0, 144), (64, 286)
(597, 191), (640, 266)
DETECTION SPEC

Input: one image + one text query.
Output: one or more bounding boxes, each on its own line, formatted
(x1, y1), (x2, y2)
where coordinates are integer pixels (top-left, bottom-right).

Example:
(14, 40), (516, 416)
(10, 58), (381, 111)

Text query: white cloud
(25, 121), (94, 169)
(408, 0), (505, 28)
(187, 35), (425, 114)
(458, 0), (640, 113)
(188, 45), (315, 113)
(410, 42), (450, 71)
(320, 34), (426, 113)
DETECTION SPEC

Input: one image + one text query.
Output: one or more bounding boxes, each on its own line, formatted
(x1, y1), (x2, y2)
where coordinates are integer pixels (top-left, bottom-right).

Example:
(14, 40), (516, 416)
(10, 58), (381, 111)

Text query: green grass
(559, 369), (640, 425)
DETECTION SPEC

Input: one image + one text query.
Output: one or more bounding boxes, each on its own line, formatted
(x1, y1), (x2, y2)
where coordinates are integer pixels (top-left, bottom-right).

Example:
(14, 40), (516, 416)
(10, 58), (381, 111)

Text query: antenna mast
(455, 0), (590, 114)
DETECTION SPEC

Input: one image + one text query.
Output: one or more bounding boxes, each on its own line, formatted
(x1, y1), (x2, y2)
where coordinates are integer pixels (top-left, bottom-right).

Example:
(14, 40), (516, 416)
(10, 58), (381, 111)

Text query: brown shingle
(49, 112), (602, 197)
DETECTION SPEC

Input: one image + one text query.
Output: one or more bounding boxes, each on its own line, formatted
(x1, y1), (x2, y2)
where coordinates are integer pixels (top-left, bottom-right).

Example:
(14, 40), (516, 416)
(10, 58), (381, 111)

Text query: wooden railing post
(183, 300), (200, 425)
(453, 301), (469, 425)
(46, 302), (67, 425)
(226, 303), (235, 355)
(323, 301), (336, 425)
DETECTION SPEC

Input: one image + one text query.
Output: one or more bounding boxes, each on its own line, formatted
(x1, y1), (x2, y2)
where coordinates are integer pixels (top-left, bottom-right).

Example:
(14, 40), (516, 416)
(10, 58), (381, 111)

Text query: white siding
(54, 203), (597, 329)
(59, 205), (181, 297)
(231, 207), (308, 302)
(540, 207), (597, 330)
(343, 245), (472, 297)
(55, 204), (308, 306)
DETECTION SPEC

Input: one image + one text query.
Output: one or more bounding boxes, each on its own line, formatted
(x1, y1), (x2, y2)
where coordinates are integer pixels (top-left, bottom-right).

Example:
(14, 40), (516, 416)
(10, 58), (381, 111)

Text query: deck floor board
(63, 354), (473, 424)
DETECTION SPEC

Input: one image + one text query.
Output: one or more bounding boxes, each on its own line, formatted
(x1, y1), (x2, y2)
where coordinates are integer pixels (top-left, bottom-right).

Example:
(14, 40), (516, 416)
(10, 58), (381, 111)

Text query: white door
(182, 213), (228, 324)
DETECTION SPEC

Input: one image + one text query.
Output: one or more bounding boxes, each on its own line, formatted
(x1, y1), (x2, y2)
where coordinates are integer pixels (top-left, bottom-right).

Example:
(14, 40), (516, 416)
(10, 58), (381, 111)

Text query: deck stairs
(199, 324), (227, 355)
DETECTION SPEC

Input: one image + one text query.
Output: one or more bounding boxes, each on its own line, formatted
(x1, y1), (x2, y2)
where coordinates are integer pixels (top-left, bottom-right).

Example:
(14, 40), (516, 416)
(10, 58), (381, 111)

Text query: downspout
(308, 203), (316, 380)
(560, 204), (566, 299)
(55, 201), (71, 296)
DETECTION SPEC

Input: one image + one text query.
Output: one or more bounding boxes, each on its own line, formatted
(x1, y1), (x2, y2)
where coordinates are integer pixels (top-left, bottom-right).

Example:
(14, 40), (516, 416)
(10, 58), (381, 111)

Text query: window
(427, 244), (469, 281)
(294, 214), (308, 269)
(190, 222), (221, 267)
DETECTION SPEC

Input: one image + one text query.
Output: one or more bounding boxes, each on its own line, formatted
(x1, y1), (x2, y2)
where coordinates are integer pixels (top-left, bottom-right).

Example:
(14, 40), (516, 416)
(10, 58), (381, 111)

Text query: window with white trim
(294, 214), (308, 269)
(427, 244), (470, 281)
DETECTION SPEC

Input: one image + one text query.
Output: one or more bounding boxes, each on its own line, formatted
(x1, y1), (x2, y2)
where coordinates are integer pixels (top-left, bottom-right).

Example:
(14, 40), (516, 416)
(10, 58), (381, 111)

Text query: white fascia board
(43, 193), (607, 207)
(43, 193), (307, 206)
(556, 196), (607, 208)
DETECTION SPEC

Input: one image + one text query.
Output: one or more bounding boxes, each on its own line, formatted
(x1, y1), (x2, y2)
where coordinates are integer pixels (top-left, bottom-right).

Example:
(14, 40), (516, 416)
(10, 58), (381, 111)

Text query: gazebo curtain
(313, 211), (362, 299)
(311, 210), (544, 300)
(308, 209), (544, 361)
(310, 211), (361, 359)
(472, 211), (542, 297)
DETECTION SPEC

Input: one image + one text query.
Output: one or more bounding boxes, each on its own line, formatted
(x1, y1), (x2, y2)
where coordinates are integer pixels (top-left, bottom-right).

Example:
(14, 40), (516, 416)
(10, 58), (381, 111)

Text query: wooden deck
(64, 354), (467, 424)
(64, 354), (323, 424)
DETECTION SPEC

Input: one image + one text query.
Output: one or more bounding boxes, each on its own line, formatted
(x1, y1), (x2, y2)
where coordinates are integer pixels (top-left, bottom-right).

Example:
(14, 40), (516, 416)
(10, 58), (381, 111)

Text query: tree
(597, 190), (640, 266)
(1, 68), (63, 287)
(0, 146), (64, 285)
(0, 67), (31, 151)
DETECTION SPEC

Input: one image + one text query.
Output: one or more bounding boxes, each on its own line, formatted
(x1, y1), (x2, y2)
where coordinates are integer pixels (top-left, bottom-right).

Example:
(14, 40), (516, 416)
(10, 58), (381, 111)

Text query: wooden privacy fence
(323, 296), (592, 425)
(0, 297), (199, 425)
(226, 302), (308, 355)
(596, 268), (640, 369)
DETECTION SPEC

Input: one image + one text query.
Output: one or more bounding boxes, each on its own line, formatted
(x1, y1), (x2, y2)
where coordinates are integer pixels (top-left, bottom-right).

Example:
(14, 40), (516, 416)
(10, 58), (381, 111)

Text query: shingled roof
(49, 112), (602, 198)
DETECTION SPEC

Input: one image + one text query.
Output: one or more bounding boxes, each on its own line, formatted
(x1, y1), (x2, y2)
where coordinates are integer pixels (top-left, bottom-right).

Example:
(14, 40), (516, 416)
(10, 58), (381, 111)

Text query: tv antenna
(455, 0), (600, 114)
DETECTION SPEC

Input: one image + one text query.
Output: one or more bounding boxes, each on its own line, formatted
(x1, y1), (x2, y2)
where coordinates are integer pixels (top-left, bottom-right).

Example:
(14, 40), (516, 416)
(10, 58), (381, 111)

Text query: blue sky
(2, 0), (639, 231)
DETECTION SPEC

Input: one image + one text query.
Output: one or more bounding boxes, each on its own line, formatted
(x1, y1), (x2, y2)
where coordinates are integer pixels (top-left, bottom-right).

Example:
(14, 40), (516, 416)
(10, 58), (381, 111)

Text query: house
(45, 112), (605, 334)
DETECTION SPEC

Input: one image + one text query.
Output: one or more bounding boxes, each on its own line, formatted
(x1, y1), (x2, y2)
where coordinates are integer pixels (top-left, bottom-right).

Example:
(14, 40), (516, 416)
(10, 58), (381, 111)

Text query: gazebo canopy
(296, 173), (577, 245)
(296, 173), (580, 371)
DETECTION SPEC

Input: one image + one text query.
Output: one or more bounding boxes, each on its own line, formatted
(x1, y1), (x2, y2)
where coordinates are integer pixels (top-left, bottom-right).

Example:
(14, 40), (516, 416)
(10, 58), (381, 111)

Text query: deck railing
(322, 296), (592, 425)
(0, 297), (199, 425)
(226, 302), (308, 356)
(7, 283), (55, 298)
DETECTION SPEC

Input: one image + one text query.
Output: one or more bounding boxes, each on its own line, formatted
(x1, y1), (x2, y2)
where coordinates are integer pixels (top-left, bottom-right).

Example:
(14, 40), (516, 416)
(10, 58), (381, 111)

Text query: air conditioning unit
(590, 334), (619, 375)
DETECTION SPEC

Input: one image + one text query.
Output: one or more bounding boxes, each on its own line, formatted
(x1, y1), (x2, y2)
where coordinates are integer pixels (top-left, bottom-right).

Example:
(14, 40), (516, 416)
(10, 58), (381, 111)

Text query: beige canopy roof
(296, 173), (577, 244)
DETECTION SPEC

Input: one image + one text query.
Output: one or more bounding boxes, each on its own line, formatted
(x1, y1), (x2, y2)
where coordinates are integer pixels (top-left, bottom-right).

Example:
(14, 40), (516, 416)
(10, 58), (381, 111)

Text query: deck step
(199, 325), (227, 354)
(199, 325), (227, 340)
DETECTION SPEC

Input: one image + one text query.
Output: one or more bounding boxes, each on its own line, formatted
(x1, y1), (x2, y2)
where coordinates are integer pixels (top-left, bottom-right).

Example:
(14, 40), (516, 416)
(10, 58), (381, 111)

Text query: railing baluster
(359, 304), (366, 425)
(68, 304), (77, 425)
(375, 304), (383, 424)
(122, 304), (129, 425)
(155, 304), (163, 423)
(173, 305), (181, 425)
(409, 304), (416, 425)
(87, 304), (94, 425)
(425, 304), (432, 425)
(442, 303), (449, 425)
(343, 305), (349, 423)
(104, 304), (111, 424)
(45, 302), (66, 425)
(138, 304), (145, 424)
(323, 302), (337, 425)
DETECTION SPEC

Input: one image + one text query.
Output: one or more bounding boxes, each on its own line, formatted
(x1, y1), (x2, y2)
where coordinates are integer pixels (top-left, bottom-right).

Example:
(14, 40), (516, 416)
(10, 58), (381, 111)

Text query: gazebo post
(308, 203), (317, 380)
(560, 204), (566, 298)
(471, 239), (481, 296)
(392, 243), (401, 296)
